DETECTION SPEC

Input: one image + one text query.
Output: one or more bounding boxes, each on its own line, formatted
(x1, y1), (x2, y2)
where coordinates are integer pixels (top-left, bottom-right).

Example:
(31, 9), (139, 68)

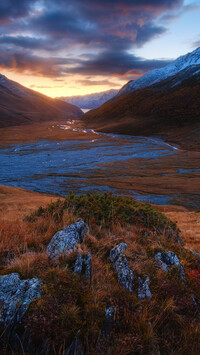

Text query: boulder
(154, 251), (185, 281)
(0, 273), (41, 328)
(46, 221), (87, 260)
(74, 252), (92, 280)
(110, 243), (134, 292)
(138, 276), (152, 300)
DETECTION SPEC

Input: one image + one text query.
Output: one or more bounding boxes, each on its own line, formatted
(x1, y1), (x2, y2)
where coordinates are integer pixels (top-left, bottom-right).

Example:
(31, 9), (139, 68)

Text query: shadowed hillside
(0, 75), (82, 128)
(83, 70), (200, 150)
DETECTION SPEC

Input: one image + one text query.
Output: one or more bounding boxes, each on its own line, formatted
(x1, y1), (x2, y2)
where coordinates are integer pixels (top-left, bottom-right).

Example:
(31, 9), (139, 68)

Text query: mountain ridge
(117, 46), (200, 97)
(83, 63), (200, 151)
(0, 74), (82, 128)
(57, 89), (118, 109)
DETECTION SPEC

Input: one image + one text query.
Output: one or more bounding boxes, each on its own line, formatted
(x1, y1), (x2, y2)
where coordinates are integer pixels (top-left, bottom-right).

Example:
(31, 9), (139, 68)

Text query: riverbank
(0, 120), (103, 146)
(0, 184), (199, 252)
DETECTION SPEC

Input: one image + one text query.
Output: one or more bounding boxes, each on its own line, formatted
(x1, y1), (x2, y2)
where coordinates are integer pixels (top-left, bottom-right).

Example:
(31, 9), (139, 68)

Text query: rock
(110, 243), (134, 292)
(74, 252), (92, 280)
(105, 306), (116, 323)
(138, 276), (152, 300)
(154, 251), (185, 281)
(46, 221), (87, 260)
(0, 273), (41, 328)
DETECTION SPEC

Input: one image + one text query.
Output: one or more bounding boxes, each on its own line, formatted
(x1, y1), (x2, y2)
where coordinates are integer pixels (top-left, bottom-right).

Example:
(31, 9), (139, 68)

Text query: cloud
(77, 79), (120, 87)
(193, 39), (200, 48)
(0, 0), (185, 81)
(0, 50), (81, 77)
(160, 3), (200, 23)
(66, 51), (172, 77)
(30, 85), (63, 88)
(0, 0), (37, 23)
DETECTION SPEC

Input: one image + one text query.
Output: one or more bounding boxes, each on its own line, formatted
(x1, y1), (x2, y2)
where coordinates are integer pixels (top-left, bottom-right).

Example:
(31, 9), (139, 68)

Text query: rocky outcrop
(110, 243), (134, 292)
(74, 252), (92, 280)
(154, 251), (185, 281)
(138, 276), (152, 300)
(46, 221), (87, 260)
(0, 273), (41, 328)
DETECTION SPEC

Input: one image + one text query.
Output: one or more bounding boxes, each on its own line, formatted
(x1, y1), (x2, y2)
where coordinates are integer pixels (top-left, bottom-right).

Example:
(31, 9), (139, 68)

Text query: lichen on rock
(0, 273), (41, 328)
(138, 276), (152, 300)
(74, 252), (92, 280)
(110, 243), (134, 292)
(46, 220), (87, 260)
(154, 251), (185, 281)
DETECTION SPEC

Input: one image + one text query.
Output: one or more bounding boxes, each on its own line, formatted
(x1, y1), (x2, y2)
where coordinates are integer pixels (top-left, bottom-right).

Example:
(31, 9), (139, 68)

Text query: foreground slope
(84, 68), (200, 150)
(0, 74), (82, 128)
(0, 192), (199, 354)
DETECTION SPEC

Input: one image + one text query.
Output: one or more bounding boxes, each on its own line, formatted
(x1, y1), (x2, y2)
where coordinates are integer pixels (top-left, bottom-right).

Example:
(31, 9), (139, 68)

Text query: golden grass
(157, 205), (200, 252)
(0, 187), (199, 354)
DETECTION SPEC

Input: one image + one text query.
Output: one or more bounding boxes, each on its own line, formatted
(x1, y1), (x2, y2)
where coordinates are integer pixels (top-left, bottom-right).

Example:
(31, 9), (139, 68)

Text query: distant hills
(84, 47), (200, 150)
(0, 74), (82, 128)
(57, 89), (118, 109)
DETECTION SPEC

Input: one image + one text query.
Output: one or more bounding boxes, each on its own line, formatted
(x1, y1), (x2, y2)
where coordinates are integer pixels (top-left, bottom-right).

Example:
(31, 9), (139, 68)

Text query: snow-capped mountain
(118, 47), (200, 97)
(58, 89), (118, 109)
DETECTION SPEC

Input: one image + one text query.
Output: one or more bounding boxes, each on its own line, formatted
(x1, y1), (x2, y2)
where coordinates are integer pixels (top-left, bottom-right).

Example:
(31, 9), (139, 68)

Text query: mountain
(83, 51), (200, 150)
(117, 47), (200, 97)
(0, 74), (82, 128)
(57, 89), (118, 109)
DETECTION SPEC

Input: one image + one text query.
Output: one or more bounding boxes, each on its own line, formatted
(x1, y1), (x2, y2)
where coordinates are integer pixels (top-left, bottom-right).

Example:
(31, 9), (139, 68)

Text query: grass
(0, 192), (199, 354)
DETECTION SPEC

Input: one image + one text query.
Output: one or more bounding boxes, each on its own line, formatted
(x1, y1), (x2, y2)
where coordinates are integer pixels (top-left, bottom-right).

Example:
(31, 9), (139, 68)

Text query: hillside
(83, 68), (200, 150)
(0, 191), (199, 354)
(58, 89), (118, 109)
(0, 74), (82, 128)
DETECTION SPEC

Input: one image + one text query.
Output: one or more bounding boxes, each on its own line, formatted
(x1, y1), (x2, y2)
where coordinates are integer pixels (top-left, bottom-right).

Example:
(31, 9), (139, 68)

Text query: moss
(29, 192), (177, 233)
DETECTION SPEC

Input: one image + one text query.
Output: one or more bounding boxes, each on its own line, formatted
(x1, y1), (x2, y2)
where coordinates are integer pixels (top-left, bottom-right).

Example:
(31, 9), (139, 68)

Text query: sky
(0, 0), (200, 97)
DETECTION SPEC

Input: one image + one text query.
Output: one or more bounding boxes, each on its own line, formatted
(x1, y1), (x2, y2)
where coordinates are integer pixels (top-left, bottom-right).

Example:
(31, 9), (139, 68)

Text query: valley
(0, 121), (200, 211)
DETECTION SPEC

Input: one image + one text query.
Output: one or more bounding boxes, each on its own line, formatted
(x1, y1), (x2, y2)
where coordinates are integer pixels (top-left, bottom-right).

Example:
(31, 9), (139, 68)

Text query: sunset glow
(0, 0), (200, 97)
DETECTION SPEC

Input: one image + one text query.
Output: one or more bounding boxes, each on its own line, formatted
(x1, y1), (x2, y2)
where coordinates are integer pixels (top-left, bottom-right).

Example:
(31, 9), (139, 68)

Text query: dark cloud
(0, 36), (60, 50)
(0, 0), (185, 81)
(66, 51), (172, 77)
(0, 0), (37, 22)
(0, 50), (81, 77)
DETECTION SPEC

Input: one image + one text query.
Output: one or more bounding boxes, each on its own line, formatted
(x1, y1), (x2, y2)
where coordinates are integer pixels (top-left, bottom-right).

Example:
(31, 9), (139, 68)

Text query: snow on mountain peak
(119, 47), (200, 96)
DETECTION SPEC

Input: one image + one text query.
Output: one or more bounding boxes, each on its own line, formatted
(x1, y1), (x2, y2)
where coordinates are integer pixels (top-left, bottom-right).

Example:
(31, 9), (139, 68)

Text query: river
(0, 125), (200, 209)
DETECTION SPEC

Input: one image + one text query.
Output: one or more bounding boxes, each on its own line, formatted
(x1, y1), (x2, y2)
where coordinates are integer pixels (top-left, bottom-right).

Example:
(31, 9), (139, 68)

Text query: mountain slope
(58, 89), (118, 109)
(0, 74), (82, 128)
(83, 67), (200, 150)
(117, 47), (200, 97)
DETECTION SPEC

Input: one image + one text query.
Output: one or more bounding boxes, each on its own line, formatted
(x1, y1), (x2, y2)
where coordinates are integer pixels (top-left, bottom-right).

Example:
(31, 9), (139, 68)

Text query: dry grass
(157, 204), (200, 252)
(0, 188), (199, 354)
(0, 184), (62, 222)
